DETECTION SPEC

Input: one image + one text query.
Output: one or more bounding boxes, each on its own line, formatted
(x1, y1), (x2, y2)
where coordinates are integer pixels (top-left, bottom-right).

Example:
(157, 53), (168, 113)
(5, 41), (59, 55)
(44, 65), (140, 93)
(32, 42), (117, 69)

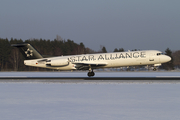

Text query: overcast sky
(0, 0), (180, 52)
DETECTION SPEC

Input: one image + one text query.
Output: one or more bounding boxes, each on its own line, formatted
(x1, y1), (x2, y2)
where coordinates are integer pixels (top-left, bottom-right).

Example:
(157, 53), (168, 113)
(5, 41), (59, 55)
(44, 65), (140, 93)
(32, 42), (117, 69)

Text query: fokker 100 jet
(12, 43), (171, 77)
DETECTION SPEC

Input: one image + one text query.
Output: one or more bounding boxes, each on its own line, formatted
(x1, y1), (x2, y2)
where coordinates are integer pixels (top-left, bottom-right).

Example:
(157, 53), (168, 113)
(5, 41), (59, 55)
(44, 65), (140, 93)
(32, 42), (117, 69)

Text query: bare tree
(56, 35), (63, 41)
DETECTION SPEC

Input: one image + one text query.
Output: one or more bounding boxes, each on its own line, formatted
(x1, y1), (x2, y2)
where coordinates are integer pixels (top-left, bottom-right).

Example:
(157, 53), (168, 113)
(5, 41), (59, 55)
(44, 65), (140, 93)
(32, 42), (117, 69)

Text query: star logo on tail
(25, 48), (33, 57)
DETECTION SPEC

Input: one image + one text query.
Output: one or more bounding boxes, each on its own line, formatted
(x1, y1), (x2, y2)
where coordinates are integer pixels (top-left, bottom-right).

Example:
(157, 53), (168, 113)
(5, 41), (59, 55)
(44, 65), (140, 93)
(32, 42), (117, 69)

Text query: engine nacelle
(46, 58), (69, 66)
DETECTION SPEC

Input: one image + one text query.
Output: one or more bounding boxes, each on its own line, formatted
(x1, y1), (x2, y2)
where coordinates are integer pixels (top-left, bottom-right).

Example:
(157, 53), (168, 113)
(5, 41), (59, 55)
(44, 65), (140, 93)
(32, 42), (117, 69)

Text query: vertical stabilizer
(11, 43), (43, 60)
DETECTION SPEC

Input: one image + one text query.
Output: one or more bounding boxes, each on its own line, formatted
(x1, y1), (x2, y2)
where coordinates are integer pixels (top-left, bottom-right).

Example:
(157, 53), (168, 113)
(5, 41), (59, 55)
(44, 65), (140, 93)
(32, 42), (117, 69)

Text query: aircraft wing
(73, 62), (107, 70)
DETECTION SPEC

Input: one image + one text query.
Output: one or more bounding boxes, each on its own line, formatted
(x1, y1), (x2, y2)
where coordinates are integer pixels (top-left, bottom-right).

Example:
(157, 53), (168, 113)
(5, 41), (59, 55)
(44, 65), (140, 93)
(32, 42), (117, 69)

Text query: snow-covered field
(0, 82), (180, 120)
(0, 72), (180, 120)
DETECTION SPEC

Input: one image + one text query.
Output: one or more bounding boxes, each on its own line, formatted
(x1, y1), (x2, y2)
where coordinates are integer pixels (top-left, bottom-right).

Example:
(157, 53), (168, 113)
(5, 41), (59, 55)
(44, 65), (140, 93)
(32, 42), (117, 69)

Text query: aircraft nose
(166, 56), (171, 62)
(164, 55), (171, 63)
(160, 55), (171, 63)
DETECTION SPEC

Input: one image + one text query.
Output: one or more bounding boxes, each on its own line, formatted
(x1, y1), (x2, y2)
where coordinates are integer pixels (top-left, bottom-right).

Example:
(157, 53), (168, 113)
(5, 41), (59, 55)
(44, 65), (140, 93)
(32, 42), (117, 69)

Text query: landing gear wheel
(87, 71), (95, 77)
(88, 72), (91, 77)
(87, 65), (95, 77)
(153, 67), (157, 71)
(91, 72), (95, 76)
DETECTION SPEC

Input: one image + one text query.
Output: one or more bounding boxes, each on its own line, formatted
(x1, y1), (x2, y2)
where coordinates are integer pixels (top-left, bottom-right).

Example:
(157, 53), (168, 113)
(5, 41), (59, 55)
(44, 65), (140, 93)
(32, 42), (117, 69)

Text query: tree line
(0, 38), (97, 71)
(0, 37), (178, 71)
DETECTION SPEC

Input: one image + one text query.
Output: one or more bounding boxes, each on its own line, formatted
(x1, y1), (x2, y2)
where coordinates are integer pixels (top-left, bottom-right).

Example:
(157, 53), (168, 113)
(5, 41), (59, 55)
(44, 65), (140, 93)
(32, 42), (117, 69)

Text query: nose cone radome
(167, 56), (171, 62)
(162, 55), (171, 63)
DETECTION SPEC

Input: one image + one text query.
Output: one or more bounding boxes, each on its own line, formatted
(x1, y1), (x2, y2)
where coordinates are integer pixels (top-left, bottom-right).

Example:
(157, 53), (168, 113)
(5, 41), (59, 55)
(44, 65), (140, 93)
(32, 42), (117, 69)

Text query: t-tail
(11, 43), (43, 60)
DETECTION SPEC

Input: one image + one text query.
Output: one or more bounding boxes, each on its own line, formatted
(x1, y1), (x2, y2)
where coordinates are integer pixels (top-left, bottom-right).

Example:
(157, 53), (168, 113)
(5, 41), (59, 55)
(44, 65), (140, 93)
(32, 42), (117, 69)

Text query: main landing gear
(88, 71), (95, 77)
(87, 67), (95, 77)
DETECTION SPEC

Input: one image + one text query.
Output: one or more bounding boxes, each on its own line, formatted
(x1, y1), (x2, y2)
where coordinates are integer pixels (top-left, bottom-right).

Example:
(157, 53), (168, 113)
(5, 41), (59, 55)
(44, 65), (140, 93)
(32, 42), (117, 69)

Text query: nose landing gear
(153, 64), (161, 71)
(153, 67), (157, 71)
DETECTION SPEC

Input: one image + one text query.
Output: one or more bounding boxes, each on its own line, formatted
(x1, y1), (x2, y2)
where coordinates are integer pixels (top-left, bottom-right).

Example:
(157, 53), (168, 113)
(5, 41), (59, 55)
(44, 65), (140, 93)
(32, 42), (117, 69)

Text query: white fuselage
(24, 50), (171, 70)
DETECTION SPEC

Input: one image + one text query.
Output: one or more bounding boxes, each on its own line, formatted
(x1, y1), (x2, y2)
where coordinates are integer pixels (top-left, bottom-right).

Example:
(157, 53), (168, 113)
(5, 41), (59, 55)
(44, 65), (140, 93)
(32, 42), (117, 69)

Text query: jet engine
(46, 58), (69, 67)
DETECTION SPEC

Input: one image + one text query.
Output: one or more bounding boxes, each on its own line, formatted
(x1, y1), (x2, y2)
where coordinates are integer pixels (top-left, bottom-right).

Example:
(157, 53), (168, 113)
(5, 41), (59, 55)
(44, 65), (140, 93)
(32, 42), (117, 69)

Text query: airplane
(11, 43), (171, 77)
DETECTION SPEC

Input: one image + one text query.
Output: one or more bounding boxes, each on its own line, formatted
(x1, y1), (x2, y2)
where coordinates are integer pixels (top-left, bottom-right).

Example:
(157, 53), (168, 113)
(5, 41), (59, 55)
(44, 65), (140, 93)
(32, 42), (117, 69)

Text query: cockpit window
(157, 53), (164, 56)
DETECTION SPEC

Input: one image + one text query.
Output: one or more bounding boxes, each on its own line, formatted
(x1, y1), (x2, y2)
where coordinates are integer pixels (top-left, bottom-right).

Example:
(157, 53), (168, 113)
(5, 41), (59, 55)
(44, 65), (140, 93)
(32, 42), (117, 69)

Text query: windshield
(157, 53), (164, 56)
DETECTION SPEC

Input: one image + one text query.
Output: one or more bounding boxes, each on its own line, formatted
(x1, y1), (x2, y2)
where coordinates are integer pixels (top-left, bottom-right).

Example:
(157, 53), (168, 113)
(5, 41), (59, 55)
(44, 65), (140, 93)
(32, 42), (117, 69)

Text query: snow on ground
(0, 82), (180, 120)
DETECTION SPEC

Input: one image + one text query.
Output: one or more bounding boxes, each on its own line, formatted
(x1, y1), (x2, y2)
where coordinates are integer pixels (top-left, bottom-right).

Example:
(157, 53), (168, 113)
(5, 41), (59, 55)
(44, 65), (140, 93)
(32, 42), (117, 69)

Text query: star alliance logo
(25, 48), (33, 57)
